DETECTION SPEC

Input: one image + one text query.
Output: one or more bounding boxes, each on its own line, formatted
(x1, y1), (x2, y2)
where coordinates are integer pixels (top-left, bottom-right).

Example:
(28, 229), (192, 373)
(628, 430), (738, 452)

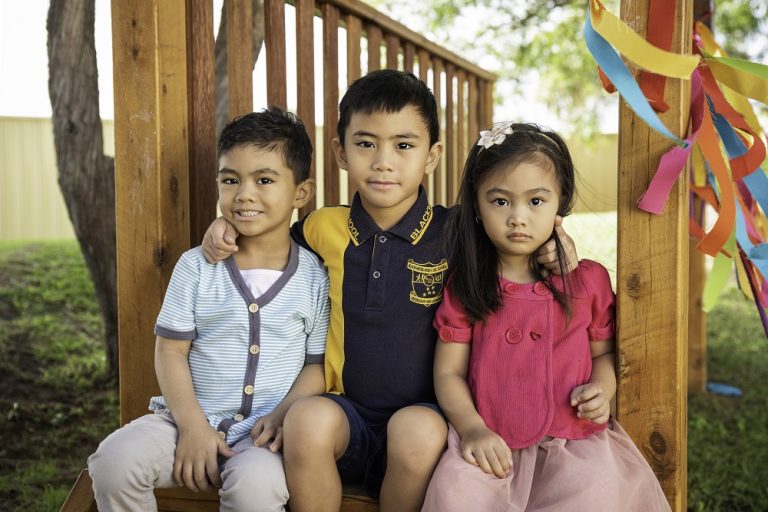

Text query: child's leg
(219, 436), (288, 512)
(87, 412), (178, 511)
(379, 405), (447, 512)
(282, 396), (351, 512)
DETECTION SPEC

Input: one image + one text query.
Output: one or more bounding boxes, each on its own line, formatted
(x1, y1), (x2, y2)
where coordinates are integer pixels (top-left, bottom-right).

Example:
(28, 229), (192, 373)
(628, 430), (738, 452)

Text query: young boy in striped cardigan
(88, 107), (330, 512)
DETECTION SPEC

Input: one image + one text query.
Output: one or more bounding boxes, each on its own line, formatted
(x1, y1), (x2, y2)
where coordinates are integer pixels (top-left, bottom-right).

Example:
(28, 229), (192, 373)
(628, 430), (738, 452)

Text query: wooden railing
(188, 0), (496, 241)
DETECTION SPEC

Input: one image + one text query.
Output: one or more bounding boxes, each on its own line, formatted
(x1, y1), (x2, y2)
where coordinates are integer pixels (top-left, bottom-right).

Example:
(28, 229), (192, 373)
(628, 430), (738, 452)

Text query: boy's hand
(537, 216), (577, 276)
(459, 426), (513, 479)
(250, 409), (287, 452)
(202, 217), (239, 264)
(174, 423), (234, 491)
(570, 383), (610, 424)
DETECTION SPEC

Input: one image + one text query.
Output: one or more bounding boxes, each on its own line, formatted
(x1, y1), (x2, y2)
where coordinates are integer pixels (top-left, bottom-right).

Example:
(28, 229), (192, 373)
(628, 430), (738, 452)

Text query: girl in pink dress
(421, 123), (670, 512)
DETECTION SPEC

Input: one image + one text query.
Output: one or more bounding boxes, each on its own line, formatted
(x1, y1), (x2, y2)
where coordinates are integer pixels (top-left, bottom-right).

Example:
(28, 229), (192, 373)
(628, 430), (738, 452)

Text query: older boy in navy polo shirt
(203, 70), (575, 512)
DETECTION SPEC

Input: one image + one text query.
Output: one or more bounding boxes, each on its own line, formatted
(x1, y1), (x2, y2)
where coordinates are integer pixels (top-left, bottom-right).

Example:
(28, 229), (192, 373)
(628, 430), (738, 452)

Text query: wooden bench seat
(60, 469), (379, 512)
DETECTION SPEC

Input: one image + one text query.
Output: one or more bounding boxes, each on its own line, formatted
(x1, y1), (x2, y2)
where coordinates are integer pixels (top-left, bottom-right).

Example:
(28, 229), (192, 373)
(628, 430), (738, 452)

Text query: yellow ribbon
(589, 0), (699, 79)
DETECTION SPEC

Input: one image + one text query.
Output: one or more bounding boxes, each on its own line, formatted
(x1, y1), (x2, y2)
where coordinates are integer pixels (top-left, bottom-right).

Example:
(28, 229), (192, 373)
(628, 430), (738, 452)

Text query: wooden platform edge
(59, 469), (97, 512)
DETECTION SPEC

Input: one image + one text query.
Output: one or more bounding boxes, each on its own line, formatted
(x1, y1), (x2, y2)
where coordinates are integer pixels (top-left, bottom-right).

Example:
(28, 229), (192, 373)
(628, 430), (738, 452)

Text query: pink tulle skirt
(422, 420), (670, 512)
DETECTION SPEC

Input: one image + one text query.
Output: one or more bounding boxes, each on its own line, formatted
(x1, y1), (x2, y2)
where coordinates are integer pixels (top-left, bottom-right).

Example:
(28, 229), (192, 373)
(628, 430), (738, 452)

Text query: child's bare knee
(387, 407), (447, 468)
(283, 397), (348, 456)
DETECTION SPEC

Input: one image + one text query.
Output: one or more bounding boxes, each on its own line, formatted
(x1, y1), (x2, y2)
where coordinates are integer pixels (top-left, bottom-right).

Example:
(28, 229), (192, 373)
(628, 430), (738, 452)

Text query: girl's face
(475, 159), (561, 271)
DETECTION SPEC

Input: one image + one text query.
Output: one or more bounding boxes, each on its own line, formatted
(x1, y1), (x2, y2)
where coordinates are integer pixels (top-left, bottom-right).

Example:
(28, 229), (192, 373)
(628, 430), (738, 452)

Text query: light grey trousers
(88, 411), (288, 512)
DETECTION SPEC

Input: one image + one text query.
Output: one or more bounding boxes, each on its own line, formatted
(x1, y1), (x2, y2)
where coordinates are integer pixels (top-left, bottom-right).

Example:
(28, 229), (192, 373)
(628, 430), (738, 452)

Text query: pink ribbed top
(434, 259), (615, 449)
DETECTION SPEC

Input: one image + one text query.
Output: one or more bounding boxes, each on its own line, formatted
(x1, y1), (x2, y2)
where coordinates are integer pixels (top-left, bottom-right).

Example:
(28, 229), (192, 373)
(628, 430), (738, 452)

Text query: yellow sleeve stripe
(303, 208), (350, 395)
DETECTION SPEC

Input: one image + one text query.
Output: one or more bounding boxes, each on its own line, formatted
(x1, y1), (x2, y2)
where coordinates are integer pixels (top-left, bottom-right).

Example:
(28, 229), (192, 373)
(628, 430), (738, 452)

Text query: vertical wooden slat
(264, 0), (287, 109)
(467, 75), (478, 155)
(227, 0), (254, 117)
(366, 24), (382, 72)
(445, 64), (456, 205)
(113, 0), (190, 424)
(432, 57), (444, 206)
(296, 0), (316, 216)
(483, 80), (494, 129)
(617, 0), (691, 509)
(345, 15), (362, 85)
(456, 70), (466, 176)
(322, 3), (340, 206)
(417, 50), (431, 200)
(186, 0), (216, 246)
(688, 196), (707, 392)
(403, 43), (415, 73)
(385, 34), (399, 69)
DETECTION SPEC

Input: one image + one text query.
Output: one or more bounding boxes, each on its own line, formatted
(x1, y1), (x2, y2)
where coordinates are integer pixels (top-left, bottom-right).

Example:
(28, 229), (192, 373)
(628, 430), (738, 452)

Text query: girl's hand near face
(537, 216), (578, 275)
(459, 426), (513, 478)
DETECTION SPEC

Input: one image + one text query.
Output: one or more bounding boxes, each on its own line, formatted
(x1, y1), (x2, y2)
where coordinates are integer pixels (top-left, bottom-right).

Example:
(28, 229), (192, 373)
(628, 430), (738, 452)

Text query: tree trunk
(46, 0), (118, 375)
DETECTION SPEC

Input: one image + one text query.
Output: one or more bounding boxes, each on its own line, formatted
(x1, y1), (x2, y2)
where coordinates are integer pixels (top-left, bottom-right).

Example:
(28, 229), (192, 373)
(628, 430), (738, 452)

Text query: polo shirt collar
(348, 186), (433, 246)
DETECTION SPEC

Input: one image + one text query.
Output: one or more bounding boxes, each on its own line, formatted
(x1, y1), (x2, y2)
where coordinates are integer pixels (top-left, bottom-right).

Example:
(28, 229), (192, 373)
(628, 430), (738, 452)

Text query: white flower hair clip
(477, 122), (514, 149)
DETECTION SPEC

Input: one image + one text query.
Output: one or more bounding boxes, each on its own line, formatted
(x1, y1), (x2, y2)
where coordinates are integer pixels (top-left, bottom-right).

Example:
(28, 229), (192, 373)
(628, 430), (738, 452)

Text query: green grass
(1, 221), (766, 510)
(0, 241), (118, 511)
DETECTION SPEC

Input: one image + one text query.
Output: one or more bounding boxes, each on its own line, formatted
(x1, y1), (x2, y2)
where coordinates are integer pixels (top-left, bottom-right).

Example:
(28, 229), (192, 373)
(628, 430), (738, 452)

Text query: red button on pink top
(439, 327), (453, 341)
(505, 328), (522, 344)
(504, 283), (520, 295)
(533, 282), (549, 296)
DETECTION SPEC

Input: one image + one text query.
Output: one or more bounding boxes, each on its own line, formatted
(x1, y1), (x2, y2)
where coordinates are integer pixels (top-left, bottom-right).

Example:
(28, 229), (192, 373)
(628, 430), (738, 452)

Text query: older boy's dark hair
(217, 106), (312, 182)
(446, 123), (576, 322)
(336, 69), (439, 146)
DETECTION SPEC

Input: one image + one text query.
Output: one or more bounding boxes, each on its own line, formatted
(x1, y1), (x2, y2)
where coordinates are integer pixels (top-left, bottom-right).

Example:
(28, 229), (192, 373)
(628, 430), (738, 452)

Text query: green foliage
(0, 241), (118, 511)
(713, 0), (768, 61)
(364, 0), (768, 137)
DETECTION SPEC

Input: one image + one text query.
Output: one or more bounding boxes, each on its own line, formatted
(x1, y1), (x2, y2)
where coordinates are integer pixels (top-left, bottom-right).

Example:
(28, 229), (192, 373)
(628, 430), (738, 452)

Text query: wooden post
(688, 196), (707, 392)
(227, 0), (254, 116)
(112, 0), (191, 424)
(617, 0), (690, 509)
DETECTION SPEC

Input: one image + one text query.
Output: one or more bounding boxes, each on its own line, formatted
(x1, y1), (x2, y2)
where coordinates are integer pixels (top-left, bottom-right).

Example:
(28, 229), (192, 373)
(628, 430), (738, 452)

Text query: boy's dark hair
(337, 69), (439, 146)
(446, 123), (576, 322)
(217, 106), (313, 182)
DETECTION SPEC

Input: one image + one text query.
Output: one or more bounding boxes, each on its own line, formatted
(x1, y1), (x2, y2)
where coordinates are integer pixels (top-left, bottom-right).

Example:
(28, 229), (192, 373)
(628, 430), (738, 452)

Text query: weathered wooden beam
(112, 0), (190, 424)
(617, 0), (691, 509)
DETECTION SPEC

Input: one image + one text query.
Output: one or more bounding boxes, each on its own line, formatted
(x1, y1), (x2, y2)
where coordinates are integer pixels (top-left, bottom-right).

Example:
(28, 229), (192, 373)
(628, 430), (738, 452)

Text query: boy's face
(217, 145), (313, 240)
(333, 105), (442, 219)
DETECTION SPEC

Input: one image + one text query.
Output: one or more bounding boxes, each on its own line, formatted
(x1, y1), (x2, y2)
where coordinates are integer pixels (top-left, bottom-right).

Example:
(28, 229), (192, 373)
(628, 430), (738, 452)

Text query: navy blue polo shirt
(291, 187), (450, 423)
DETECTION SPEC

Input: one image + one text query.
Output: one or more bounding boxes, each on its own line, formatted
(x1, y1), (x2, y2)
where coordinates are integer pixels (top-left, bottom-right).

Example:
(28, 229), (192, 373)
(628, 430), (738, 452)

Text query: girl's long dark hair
(445, 123), (576, 323)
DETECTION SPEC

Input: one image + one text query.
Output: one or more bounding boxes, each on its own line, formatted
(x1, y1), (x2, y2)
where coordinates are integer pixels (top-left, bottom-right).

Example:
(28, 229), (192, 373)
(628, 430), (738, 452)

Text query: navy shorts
(322, 393), (441, 499)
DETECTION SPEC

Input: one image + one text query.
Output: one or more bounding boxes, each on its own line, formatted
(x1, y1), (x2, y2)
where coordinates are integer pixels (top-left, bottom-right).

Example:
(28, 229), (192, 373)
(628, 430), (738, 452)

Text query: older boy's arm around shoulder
(201, 217), (239, 263)
(570, 339), (617, 425)
(537, 215), (578, 275)
(155, 336), (234, 491)
(251, 363), (325, 452)
(434, 340), (512, 479)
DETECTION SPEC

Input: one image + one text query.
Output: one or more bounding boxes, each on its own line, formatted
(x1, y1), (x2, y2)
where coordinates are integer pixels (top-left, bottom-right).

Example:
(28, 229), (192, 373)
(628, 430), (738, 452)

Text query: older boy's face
(217, 146), (305, 241)
(335, 105), (441, 222)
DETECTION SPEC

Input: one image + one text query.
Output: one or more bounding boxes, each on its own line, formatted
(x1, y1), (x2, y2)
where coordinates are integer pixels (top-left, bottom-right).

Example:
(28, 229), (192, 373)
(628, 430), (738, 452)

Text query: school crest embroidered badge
(407, 259), (448, 306)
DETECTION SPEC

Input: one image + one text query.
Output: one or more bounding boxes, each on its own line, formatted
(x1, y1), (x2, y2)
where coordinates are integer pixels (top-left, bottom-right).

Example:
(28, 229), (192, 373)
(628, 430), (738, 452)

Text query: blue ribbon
(583, 4), (688, 147)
